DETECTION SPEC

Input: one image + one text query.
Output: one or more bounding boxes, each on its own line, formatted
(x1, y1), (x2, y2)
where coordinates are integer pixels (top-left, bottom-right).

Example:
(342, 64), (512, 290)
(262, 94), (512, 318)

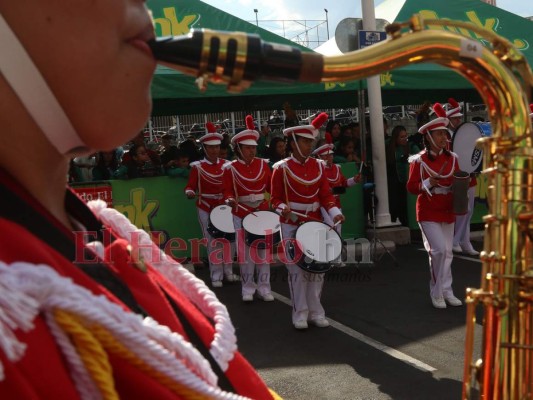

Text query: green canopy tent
(148, 0), (533, 115)
(148, 0), (351, 115)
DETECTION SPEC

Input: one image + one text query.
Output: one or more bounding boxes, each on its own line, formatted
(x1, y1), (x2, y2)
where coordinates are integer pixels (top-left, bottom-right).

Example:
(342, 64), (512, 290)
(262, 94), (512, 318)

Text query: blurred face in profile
(0, 0), (156, 152)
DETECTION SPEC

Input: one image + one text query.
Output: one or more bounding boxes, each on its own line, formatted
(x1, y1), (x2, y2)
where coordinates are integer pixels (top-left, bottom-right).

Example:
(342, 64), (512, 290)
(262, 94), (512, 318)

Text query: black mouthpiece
(148, 29), (323, 92)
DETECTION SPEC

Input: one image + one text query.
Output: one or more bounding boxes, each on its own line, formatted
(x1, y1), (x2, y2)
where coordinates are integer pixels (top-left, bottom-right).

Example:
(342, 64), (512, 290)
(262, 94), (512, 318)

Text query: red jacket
(185, 158), (226, 213)
(0, 169), (273, 399)
(223, 158), (271, 219)
(406, 150), (460, 223)
(271, 156), (339, 225)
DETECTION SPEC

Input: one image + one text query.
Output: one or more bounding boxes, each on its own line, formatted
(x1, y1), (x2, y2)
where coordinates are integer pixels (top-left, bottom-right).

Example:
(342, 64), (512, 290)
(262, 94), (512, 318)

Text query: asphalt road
(192, 235), (485, 400)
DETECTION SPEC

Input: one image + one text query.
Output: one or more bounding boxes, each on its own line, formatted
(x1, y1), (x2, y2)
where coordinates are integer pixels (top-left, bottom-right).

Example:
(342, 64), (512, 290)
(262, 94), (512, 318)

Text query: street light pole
(254, 9), (258, 27)
(324, 9), (329, 40)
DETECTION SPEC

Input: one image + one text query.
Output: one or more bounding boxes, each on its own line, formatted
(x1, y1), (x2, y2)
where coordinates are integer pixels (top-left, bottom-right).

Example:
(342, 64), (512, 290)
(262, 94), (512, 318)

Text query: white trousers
(453, 186), (476, 249)
(197, 208), (234, 283)
(233, 215), (271, 296)
(282, 223), (326, 324)
(419, 221), (455, 299)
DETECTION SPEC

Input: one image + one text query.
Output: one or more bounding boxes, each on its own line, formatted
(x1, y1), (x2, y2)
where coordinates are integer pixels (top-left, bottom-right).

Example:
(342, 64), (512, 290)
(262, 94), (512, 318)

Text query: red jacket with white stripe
(185, 158), (226, 213)
(406, 150), (460, 223)
(222, 158), (271, 219)
(270, 156), (340, 225)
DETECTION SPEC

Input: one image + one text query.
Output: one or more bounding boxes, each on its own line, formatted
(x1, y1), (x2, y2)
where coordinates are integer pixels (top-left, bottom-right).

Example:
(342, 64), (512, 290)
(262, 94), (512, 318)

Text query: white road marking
(271, 291), (437, 372)
(417, 248), (482, 263)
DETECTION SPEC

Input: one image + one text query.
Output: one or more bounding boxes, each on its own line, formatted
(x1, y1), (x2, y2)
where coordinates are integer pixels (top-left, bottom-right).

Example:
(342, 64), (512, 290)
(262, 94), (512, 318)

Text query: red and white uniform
(185, 158), (226, 213)
(406, 150), (459, 223)
(271, 156), (341, 324)
(223, 157), (272, 298)
(185, 158), (233, 284)
(223, 158), (271, 219)
(0, 168), (273, 400)
(407, 149), (460, 301)
(271, 156), (339, 226)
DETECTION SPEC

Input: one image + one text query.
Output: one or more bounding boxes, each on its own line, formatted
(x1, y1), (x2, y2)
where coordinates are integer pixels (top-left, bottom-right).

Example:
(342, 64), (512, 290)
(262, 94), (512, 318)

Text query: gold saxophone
(150, 14), (533, 398)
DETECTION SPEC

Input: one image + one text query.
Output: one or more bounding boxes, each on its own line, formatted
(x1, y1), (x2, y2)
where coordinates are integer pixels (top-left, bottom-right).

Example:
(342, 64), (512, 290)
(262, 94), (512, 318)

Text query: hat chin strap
(426, 130), (440, 149)
(291, 132), (307, 160)
(0, 14), (87, 156)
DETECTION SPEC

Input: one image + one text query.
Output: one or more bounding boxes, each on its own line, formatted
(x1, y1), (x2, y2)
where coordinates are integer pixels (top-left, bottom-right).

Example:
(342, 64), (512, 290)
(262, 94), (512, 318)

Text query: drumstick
(329, 220), (342, 231)
(237, 202), (258, 217)
(290, 210), (334, 227)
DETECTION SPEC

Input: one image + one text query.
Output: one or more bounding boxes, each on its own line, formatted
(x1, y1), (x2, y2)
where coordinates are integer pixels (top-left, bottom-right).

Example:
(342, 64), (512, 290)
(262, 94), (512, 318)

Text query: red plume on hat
(205, 122), (217, 133)
(312, 112), (329, 129)
(448, 98), (460, 109)
(433, 103), (447, 118)
(530, 104), (533, 113)
(245, 115), (255, 130)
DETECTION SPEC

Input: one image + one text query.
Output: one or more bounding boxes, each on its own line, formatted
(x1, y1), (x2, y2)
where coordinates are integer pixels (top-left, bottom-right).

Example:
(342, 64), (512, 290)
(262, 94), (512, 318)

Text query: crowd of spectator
(68, 110), (434, 227)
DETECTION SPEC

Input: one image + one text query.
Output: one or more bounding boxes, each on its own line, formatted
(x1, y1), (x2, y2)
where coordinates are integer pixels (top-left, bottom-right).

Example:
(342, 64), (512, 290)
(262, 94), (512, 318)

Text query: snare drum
(286, 221), (343, 274)
(207, 205), (235, 241)
(242, 211), (281, 249)
(451, 122), (491, 173)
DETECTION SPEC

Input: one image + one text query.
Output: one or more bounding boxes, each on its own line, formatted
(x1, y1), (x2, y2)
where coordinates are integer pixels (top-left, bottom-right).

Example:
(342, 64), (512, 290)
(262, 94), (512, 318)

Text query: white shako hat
(446, 97), (463, 118)
(283, 112), (328, 139)
(199, 122), (223, 145)
(418, 103), (449, 134)
(231, 115), (259, 146)
(312, 143), (334, 156)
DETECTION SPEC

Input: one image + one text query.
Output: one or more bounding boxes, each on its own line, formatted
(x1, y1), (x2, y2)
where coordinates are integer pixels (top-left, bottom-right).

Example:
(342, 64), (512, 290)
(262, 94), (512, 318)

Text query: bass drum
(287, 221), (343, 274)
(451, 122), (491, 173)
(242, 211), (281, 249)
(207, 205), (235, 241)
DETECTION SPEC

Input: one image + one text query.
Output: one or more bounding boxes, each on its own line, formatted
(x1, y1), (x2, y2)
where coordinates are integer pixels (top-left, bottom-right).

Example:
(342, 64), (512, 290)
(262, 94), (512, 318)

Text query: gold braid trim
(54, 310), (213, 400)
(54, 309), (119, 400)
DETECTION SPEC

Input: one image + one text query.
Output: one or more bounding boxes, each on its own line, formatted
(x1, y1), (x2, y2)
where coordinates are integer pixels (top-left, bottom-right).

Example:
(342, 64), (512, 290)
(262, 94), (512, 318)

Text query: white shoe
(242, 294), (254, 302)
(258, 292), (274, 302)
(212, 281), (223, 288)
(461, 246), (479, 256)
(293, 320), (308, 330)
(444, 295), (463, 306)
(431, 296), (447, 309)
(335, 262), (347, 268)
(224, 273), (239, 282)
(309, 318), (330, 328)
(452, 245), (463, 253)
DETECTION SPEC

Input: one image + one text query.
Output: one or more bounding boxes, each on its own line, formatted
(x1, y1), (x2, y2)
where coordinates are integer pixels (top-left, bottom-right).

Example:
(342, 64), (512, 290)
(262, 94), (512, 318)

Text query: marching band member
(447, 98), (479, 256)
(312, 142), (360, 236)
(185, 123), (237, 287)
(271, 113), (345, 329)
(223, 116), (273, 302)
(0, 1), (273, 398)
(407, 103), (463, 309)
